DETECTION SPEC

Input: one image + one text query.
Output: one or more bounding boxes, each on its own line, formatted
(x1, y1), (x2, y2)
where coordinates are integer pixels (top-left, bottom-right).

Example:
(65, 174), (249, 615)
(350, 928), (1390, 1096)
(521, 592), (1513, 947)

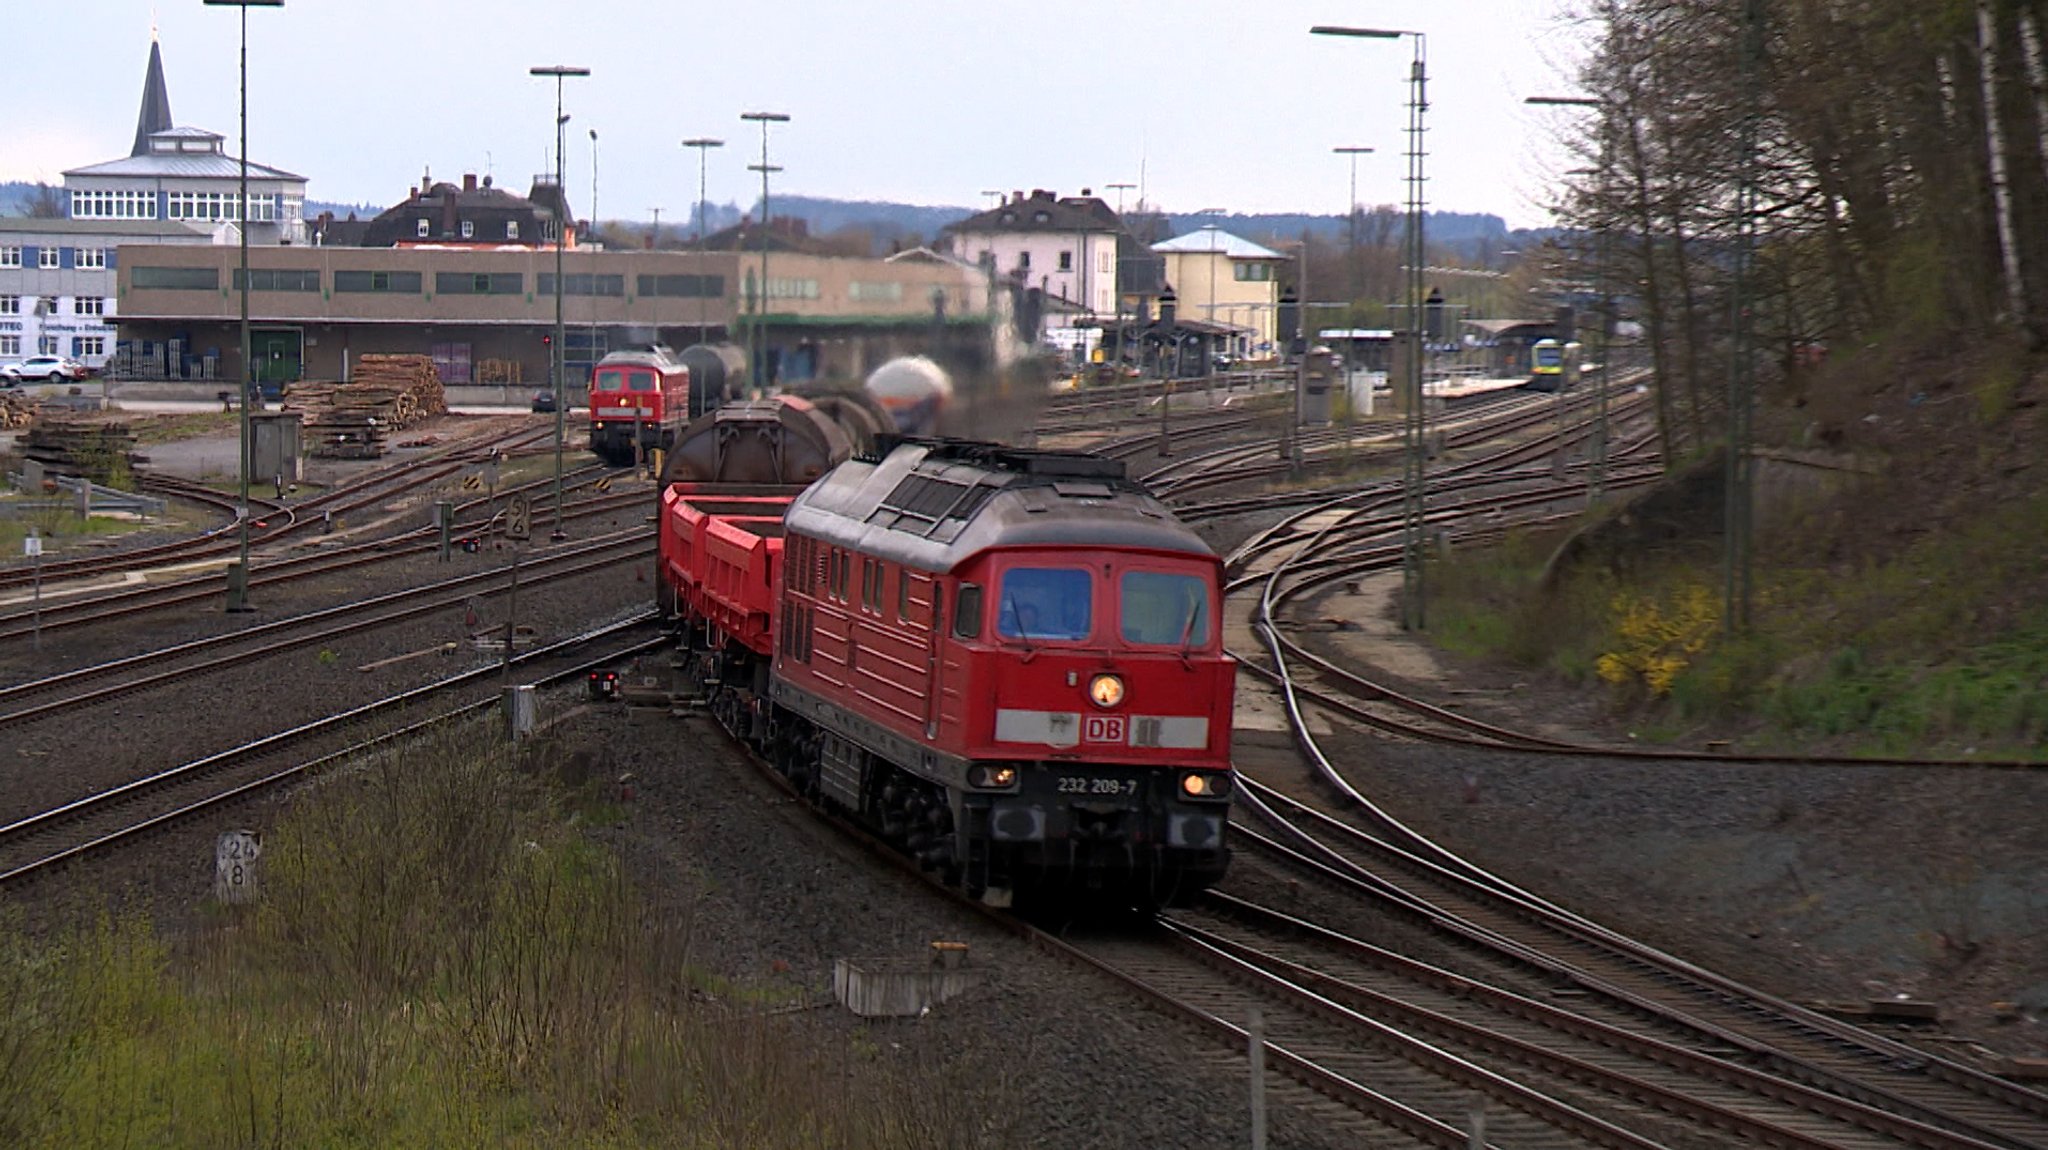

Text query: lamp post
(530, 64), (588, 543)
(682, 137), (724, 344)
(1105, 182), (1137, 374)
(740, 111), (790, 393)
(1527, 95), (1611, 506)
(1314, 24), (1427, 631)
(587, 127), (599, 378)
(204, 0), (281, 614)
(1331, 146), (1373, 302)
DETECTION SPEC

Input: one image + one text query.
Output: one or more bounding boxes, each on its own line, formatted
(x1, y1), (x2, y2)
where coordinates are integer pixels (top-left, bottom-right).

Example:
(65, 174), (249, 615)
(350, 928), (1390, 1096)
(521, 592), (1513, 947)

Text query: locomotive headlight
(1087, 673), (1125, 709)
(1180, 772), (1230, 799)
(970, 765), (1018, 789)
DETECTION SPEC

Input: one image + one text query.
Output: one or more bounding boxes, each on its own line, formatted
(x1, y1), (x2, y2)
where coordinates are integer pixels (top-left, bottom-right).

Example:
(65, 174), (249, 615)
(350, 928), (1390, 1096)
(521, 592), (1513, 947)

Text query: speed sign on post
(214, 830), (263, 904)
(506, 494), (532, 541)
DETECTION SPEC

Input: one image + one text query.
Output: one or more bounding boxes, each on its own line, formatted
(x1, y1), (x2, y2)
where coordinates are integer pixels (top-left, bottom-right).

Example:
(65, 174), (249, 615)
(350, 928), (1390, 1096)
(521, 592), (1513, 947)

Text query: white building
(0, 35), (305, 373)
(943, 189), (1123, 338)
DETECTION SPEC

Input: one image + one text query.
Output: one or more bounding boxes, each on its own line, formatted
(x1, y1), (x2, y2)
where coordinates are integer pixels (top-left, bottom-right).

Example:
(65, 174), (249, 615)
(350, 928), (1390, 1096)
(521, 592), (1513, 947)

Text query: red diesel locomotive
(588, 344), (745, 466)
(660, 419), (1236, 908)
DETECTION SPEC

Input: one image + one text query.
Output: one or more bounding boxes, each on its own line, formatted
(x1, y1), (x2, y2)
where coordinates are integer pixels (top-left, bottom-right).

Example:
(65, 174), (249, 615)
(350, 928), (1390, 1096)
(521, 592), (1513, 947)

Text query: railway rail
(0, 533), (652, 731)
(0, 417), (559, 591)
(0, 616), (664, 887)
(0, 478), (649, 642)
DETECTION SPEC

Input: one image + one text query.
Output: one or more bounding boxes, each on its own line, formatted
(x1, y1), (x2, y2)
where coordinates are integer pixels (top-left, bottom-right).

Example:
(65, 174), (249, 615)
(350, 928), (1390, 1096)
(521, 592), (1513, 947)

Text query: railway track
(0, 616), (665, 887)
(0, 479), (650, 642)
(0, 533), (652, 731)
(0, 417), (560, 592)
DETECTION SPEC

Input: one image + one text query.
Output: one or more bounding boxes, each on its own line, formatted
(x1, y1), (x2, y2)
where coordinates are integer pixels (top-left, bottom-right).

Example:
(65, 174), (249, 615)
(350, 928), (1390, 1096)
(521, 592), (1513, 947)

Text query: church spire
(131, 37), (174, 157)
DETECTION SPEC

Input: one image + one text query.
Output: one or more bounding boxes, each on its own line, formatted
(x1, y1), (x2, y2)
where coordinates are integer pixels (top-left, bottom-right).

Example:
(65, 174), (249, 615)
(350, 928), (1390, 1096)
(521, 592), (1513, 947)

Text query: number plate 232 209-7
(1057, 776), (1138, 797)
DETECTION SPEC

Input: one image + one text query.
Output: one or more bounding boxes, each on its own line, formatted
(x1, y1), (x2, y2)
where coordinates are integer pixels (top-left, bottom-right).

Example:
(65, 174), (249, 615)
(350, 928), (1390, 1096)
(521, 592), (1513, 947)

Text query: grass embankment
(0, 510), (161, 555)
(0, 727), (1003, 1148)
(1428, 491), (2048, 757)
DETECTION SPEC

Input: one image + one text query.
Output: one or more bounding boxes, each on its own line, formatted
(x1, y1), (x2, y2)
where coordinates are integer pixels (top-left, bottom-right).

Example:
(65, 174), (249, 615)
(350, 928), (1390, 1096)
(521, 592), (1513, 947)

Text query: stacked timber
(20, 418), (141, 482)
(287, 355), (448, 458)
(0, 390), (36, 429)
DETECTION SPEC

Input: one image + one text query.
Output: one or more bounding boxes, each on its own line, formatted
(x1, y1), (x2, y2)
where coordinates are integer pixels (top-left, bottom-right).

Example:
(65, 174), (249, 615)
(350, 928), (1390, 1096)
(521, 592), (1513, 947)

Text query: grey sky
(14, 1), (1589, 230)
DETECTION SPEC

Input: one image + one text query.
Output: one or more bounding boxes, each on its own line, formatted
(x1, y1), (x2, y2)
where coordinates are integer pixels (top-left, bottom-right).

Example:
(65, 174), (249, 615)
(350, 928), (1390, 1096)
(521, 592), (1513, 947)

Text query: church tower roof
(131, 36), (174, 157)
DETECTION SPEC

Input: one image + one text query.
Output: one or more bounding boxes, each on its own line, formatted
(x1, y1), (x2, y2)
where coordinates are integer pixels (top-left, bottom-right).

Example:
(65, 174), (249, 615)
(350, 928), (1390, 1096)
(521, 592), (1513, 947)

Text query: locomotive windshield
(997, 567), (1091, 641)
(1119, 571), (1211, 646)
(594, 369), (627, 391)
(627, 373), (657, 392)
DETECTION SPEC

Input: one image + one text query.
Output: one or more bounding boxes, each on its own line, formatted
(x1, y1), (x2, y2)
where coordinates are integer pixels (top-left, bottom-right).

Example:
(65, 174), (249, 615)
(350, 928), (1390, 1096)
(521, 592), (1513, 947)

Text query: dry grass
(0, 725), (1010, 1148)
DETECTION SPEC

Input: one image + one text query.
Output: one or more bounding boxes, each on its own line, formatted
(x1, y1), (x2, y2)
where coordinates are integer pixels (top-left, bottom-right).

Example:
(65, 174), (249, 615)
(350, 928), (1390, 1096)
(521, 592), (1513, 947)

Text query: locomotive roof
(784, 438), (1215, 571)
(597, 345), (685, 370)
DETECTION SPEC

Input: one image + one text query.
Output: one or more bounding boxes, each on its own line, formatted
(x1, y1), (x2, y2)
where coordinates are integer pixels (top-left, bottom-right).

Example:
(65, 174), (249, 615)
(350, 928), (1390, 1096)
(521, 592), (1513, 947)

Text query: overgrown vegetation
(0, 728), (1010, 1148)
(1429, 478), (2048, 757)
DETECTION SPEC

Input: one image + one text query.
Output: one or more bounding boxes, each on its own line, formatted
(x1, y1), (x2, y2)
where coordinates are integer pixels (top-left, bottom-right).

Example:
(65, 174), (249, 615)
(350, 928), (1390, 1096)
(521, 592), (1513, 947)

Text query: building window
(1058, 250), (1073, 272)
(460, 220), (475, 239)
(847, 281), (904, 302)
(72, 336), (106, 358)
(416, 218), (431, 238)
(76, 248), (108, 269)
(0, 296), (17, 315)
(70, 188), (155, 219)
(636, 273), (722, 299)
(507, 221), (520, 240)
(38, 336), (57, 355)
(540, 273), (626, 297)
(0, 335), (16, 357)
(1234, 262), (1273, 282)
(1017, 251), (1031, 270)
(233, 268), (321, 292)
(38, 297), (56, 316)
(76, 297), (106, 316)
(39, 248), (59, 270)
(133, 266), (221, 290)
(434, 271), (524, 295)
(0, 247), (20, 269)
(334, 269), (424, 293)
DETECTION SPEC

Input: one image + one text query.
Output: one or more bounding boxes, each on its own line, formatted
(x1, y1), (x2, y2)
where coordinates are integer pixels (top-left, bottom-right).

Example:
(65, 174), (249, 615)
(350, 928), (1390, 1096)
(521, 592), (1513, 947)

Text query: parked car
(531, 389), (558, 413)
(1, 355), (93, 383)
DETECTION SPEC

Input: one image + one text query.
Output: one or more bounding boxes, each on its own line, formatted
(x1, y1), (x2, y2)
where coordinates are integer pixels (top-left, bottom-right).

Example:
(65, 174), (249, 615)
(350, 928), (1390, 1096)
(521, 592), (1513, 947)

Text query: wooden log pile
(0, 391), (36, 429)
(287, 354), (449, 458)
(20, 418), (141, 482)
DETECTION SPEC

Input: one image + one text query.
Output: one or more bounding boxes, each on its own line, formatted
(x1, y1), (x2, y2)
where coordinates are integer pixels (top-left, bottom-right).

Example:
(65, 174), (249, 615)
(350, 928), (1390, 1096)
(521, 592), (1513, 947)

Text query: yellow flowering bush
(1596, 583), (1718, 696)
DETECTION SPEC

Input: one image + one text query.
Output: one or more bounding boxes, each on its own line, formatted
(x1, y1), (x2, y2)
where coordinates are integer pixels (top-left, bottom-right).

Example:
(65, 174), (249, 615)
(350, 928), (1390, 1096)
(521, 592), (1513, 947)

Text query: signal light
(587, 670), (620, 701)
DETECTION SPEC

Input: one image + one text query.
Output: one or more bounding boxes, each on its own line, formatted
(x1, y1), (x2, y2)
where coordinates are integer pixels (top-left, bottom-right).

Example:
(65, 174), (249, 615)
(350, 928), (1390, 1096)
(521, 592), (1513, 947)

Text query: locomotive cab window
(594, 370), (626, 391)
(997, 567), (1091, 641)
(627, 373), (656, 392)
(1120, 570), (1213, 646)
(952, 584), (979, 639)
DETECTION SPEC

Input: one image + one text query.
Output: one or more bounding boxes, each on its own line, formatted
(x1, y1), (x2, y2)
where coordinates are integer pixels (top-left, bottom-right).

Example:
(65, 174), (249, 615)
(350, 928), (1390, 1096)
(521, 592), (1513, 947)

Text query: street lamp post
(1527, 95), (1611, 505)
(530, 64), (589, 543)
(1332, 146), (1373, 302)
(1314, 24), (1428, 631)
(1105, 181), (1137, 375)
(740, 111), (790, 394)
(587, 127), (599, 383)
(682, 137), (724, 345)
(204, 0), (281, 614)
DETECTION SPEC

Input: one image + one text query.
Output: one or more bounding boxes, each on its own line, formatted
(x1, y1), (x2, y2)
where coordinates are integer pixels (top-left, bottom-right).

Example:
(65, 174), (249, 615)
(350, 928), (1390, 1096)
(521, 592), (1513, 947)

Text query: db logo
(1083, 715), (1127, 743)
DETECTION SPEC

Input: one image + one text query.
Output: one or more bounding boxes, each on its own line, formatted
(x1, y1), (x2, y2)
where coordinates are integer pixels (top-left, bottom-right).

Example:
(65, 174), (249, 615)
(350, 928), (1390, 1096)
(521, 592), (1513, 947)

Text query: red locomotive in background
(657, 399), (1235, 908)
(587, 343), (746, 465)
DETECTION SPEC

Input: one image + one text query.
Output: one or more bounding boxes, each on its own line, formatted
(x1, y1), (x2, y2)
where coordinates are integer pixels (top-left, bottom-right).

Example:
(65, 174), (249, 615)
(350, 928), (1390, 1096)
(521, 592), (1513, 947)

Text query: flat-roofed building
(112, 242), (993, 390)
